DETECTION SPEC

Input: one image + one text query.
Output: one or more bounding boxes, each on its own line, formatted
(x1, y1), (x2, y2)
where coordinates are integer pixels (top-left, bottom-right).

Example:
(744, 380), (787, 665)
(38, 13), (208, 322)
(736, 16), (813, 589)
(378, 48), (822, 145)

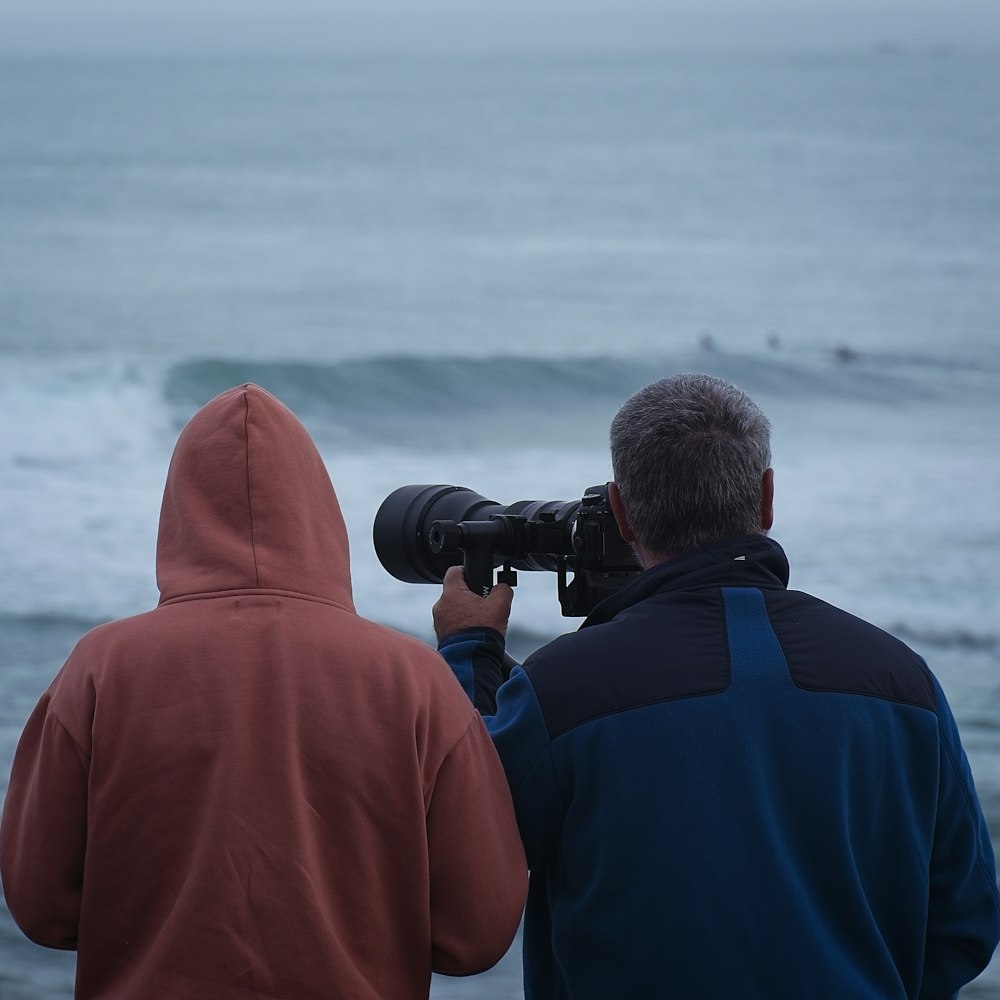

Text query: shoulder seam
(46, 700), (91, 770)
(787, 682), (937, 711)
(547, 684), (731, 741)
(425, 712), (485, 803)
(938, 731), (1000, 902)
(501, 673), (570, 808)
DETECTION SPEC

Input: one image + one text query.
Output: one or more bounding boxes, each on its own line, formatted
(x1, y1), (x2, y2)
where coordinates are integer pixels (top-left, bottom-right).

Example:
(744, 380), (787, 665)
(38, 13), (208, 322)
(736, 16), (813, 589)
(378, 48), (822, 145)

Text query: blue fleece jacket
(439, 535), (1000, 1000)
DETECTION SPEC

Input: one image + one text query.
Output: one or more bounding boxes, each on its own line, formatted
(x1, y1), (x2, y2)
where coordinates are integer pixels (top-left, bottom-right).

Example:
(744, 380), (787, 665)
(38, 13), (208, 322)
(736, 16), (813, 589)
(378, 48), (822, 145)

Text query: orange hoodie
(0, 384), (527, 999)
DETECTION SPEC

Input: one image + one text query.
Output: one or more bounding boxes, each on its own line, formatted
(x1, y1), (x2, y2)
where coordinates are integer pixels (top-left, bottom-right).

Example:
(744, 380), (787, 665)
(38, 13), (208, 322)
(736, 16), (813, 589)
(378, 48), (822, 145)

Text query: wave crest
(161, 349), (989, 446)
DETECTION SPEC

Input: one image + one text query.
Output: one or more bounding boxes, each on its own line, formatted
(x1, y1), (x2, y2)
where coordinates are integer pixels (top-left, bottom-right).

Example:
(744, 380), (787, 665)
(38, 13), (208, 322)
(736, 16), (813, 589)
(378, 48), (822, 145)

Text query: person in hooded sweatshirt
(0, 383), (527, 1000)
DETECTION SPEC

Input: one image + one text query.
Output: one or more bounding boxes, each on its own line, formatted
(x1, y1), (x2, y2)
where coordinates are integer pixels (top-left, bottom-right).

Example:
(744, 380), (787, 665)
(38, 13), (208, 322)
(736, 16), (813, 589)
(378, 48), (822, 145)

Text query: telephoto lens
(372, 485), (507, 584)
(373, 482), (642, 616)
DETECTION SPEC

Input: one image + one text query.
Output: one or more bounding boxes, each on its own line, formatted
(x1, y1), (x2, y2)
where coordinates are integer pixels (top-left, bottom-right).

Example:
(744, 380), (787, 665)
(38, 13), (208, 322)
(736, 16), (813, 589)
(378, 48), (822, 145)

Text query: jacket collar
(581, 535), (790, 629)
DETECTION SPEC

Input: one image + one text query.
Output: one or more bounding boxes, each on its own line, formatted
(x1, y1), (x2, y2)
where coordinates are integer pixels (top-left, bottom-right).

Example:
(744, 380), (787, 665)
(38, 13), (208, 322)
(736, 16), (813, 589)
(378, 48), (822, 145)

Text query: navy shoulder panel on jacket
(763, 589), (936, 711)
(523, 588), (732, 740)
(524, 581), (936, 741)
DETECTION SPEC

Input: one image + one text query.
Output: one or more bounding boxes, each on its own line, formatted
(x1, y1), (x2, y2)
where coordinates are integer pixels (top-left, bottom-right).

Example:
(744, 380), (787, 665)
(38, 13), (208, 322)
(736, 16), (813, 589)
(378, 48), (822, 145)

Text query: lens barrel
(373, 484), (581, 584)
(373, 482), (643, 615)
(373, 485), (506, 584)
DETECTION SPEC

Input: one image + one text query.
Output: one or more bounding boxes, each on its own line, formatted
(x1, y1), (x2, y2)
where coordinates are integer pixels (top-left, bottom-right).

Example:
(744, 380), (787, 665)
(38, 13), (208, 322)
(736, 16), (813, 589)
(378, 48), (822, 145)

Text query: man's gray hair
(610, 373), (772, 557)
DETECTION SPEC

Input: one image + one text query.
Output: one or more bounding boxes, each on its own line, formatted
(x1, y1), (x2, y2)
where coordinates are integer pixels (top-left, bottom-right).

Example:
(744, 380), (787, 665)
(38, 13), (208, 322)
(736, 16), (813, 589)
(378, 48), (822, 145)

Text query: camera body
(373, 483), (642, 617)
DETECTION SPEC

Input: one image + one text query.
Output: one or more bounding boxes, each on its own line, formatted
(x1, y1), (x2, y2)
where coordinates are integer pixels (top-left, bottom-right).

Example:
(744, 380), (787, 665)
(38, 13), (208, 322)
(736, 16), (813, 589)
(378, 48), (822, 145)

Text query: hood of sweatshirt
(156, 383), (354, 610)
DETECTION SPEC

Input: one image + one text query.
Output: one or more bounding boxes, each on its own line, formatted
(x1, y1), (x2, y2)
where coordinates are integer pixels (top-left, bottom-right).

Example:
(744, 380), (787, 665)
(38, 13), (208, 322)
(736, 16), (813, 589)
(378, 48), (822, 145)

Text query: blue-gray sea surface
(1, 46), (999, 997)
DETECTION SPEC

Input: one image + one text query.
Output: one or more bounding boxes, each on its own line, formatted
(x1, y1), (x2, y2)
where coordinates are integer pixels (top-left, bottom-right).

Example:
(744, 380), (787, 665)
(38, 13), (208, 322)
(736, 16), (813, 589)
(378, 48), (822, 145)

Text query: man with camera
(432, 373), (1000, 999)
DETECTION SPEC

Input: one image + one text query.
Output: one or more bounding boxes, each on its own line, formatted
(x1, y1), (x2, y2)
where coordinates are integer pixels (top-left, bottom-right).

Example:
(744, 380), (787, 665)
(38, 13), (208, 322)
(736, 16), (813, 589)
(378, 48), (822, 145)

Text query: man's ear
(760, 468), (774, 532)
(608, 482), (636, 543)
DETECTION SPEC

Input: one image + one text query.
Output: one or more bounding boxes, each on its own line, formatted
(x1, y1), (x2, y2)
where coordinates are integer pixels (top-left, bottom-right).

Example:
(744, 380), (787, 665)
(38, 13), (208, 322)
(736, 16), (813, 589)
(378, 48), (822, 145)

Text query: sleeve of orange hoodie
(425, 712), (528, 976)
(0, 688), (90, 950)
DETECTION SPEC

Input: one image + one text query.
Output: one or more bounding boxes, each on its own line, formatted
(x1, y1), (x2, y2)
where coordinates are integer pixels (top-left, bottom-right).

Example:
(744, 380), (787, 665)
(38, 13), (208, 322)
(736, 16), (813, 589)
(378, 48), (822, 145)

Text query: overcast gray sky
(2, 1), (999, 53)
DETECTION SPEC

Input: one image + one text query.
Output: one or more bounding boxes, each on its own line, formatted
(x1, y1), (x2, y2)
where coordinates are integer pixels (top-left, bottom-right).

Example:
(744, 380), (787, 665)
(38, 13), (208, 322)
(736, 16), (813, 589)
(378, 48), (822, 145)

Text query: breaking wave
(160, 346), (996, 445)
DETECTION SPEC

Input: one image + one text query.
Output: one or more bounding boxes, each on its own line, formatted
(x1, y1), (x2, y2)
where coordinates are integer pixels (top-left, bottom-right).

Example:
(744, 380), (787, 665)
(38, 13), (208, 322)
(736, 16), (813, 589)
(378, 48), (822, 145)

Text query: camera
(373, 483), (642, 617)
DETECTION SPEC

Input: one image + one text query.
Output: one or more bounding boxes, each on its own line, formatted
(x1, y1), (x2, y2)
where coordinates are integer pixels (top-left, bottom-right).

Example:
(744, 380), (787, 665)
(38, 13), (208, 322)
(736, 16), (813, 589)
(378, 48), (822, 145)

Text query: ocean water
(1, 47), (999, 998)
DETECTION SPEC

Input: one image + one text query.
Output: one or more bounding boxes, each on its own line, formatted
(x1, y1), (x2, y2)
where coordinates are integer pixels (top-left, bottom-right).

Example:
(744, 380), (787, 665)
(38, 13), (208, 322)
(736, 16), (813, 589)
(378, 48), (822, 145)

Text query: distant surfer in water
(434, 372), (1000, 1000)
(1, 384), (526, 999)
